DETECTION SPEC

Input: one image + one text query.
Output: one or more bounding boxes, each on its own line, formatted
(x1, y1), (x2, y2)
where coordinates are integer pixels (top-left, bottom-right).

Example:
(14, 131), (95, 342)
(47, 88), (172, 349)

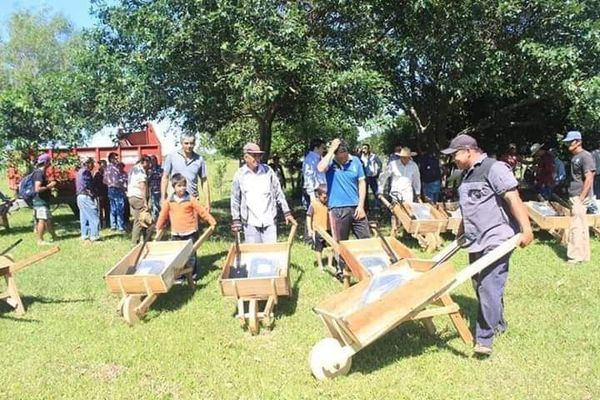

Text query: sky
(0, 0), (96, 29)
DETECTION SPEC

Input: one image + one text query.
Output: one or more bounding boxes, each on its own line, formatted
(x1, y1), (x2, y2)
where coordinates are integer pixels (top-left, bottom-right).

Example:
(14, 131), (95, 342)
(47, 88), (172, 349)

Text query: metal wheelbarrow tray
(525, 201), (599, 244)
(104, 226), (213, 325)
(219, 222), (297, 335)
(309, 234), (521, 380)
(380, 195), (448, 252)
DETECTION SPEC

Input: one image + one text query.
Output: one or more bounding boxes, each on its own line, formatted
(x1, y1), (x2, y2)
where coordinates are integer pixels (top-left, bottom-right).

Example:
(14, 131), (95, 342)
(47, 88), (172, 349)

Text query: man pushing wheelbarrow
(441, 134), (533, 356)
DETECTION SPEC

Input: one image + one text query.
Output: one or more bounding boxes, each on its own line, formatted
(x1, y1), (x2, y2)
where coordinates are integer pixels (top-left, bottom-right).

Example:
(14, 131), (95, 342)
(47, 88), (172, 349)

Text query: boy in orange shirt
(306, 185), (333, 272)
(156, 173), (217, 280)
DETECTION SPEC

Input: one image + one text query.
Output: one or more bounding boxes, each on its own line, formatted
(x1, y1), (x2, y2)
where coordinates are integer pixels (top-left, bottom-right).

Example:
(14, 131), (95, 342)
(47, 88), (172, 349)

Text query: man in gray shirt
(161, 133), (211, 211)
(562, 130), (596, 263)
(442, 134), (533, 357)
(231, 142), (296, 243)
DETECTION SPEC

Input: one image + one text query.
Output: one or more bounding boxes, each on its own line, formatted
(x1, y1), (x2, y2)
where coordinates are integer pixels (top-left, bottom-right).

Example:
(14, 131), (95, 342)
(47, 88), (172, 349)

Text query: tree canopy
(1, 1), (598, 159)
(83, 0), (388, 158)
(0, 10), (93, 155)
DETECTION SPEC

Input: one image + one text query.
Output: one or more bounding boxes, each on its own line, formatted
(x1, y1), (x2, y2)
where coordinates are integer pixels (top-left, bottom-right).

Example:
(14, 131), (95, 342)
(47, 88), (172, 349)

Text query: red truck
(12, 122), (163, 213)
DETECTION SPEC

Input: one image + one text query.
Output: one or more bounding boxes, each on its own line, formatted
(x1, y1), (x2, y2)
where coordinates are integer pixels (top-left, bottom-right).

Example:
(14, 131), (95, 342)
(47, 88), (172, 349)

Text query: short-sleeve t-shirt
(307, 200), (329, 230)
(326, 155), (365, 208)
(163, 152), (207, 198)
(458, 155), (519, 252)
(568, 150), (596, 197)
(127, 164), (148, 199)
(32, 168), (51, 207)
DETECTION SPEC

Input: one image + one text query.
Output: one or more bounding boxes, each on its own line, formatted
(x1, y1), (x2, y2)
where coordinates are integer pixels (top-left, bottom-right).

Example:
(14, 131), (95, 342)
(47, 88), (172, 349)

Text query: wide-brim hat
(399, 147), (412, 157)
(530, 143), (543, 155)
(243, 142), (264, 154)
(139, 209), (153, 228)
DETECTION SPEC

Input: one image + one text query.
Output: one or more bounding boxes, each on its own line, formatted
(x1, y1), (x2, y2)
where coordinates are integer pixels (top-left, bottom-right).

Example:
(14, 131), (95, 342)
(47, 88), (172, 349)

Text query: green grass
(1, 162), (600, 399)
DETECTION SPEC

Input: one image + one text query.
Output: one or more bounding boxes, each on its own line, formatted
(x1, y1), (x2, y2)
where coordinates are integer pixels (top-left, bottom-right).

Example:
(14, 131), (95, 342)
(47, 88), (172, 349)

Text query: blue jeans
(108, 187), (126, 231)
(423, 180), (441, 203)
(150, 191), (162, 221)
(77, 194), (100, 240)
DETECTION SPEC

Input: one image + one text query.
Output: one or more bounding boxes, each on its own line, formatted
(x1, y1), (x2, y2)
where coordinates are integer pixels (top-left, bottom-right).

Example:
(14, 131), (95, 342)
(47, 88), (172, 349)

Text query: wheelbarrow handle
(287, 219), (298, 248)
(192, 225), (215, 251)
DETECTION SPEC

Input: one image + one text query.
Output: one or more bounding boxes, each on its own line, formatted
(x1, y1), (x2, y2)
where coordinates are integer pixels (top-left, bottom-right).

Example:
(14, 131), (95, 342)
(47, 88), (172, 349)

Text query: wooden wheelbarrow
(308, 234), (520, 380)
(380, 194), (448, 252)
(104, 226), (214, 325)
(0, 240), (60, 315)
(434, 201), (462, 236)
(314, 225), (413, 287)
(219, 222), (297, 335)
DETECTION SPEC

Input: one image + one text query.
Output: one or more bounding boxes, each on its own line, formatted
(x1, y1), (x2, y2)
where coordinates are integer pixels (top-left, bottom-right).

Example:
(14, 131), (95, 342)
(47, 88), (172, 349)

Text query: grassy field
(1, 160), (599, 399)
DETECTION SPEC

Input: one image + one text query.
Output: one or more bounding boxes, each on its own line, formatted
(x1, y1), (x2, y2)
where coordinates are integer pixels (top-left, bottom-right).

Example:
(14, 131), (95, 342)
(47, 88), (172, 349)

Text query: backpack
(18, 172), (36, 206)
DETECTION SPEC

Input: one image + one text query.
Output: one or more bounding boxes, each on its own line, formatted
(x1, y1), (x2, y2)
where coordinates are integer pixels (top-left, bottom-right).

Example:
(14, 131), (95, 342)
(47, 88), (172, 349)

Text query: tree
(84, 0), (388, 158)
(0, 10), (93, 156)
(330, 0), (600, 148)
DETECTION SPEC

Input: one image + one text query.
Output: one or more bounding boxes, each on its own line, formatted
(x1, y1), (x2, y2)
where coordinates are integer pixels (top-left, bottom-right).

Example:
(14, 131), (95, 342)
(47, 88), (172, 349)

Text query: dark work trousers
(329, 206), (371, 276)
(365, 176), (379, 211)
(469, 249), (512, 348)
(172, 231), (200, 278)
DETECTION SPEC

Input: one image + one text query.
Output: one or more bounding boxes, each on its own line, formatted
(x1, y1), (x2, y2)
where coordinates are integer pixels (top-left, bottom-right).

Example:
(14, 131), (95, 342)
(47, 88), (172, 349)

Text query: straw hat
(399, 147), (412, 157)
(530, 143), (543, 155)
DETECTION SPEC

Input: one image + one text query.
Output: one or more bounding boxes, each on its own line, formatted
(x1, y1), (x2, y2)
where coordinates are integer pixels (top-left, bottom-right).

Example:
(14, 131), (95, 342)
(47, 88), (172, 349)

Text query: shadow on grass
(0, 313), (40, 323)
(152, 250), (228, 316)
(0, 295), (92, 317)
(535, 231), (568, 260)
(277, 262), (304, 318)
(349, 294), (478, 375)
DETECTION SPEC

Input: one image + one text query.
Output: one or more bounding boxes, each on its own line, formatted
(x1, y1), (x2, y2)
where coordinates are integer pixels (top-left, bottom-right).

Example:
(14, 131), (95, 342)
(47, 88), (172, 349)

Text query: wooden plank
(438, 294), (473, 345)
(345, 263), (456, 345)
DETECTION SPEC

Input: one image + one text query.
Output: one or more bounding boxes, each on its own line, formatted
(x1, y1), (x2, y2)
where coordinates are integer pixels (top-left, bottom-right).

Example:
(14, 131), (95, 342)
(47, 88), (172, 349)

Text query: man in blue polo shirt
(161, 133), (211, 211)
(317, 138), (370, 280)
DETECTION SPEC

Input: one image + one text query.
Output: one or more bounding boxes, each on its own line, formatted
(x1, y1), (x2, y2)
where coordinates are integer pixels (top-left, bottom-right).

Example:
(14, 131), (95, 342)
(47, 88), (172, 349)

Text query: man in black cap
(442, 134), (533, 356)
(317, 138), (370, 280)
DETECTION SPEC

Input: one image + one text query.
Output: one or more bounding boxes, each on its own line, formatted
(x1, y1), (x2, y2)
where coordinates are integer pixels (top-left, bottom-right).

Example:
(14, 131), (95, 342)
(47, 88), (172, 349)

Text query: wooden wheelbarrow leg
(438, 294), (473, 345)
(0, 246), (59, 315)
(1, 272), (25, 315)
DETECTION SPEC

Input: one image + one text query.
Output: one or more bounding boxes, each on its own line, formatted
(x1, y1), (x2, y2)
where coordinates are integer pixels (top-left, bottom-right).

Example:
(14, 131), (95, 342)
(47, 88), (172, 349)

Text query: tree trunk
(256, 104), (277, 160)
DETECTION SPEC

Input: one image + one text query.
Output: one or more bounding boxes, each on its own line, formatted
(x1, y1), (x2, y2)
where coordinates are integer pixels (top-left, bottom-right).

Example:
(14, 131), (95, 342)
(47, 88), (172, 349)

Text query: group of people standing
(23, 129), (597, 358)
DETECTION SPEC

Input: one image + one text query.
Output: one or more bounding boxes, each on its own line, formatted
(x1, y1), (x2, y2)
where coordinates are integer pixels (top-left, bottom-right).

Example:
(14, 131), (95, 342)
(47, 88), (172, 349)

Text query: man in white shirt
(231, 143), (296, 243)
(377, 147), (421, 233)
(127, 155), (151, 245)
(377, 147), (421, 202)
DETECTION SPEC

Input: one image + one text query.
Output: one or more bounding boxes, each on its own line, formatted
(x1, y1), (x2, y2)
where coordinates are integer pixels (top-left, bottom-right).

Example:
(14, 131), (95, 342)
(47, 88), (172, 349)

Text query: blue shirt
(163, 151), (207, 197)
(326, 155), (365, 208)
(302, 150), (327, 196)
(76, 167), (94, 196)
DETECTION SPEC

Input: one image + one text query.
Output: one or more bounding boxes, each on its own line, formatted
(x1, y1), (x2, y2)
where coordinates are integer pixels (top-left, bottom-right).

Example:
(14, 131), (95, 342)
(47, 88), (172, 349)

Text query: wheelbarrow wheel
(309, 338), (352, 380)
(248, 300), (259, 335)
(123, 295), (142, 326)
